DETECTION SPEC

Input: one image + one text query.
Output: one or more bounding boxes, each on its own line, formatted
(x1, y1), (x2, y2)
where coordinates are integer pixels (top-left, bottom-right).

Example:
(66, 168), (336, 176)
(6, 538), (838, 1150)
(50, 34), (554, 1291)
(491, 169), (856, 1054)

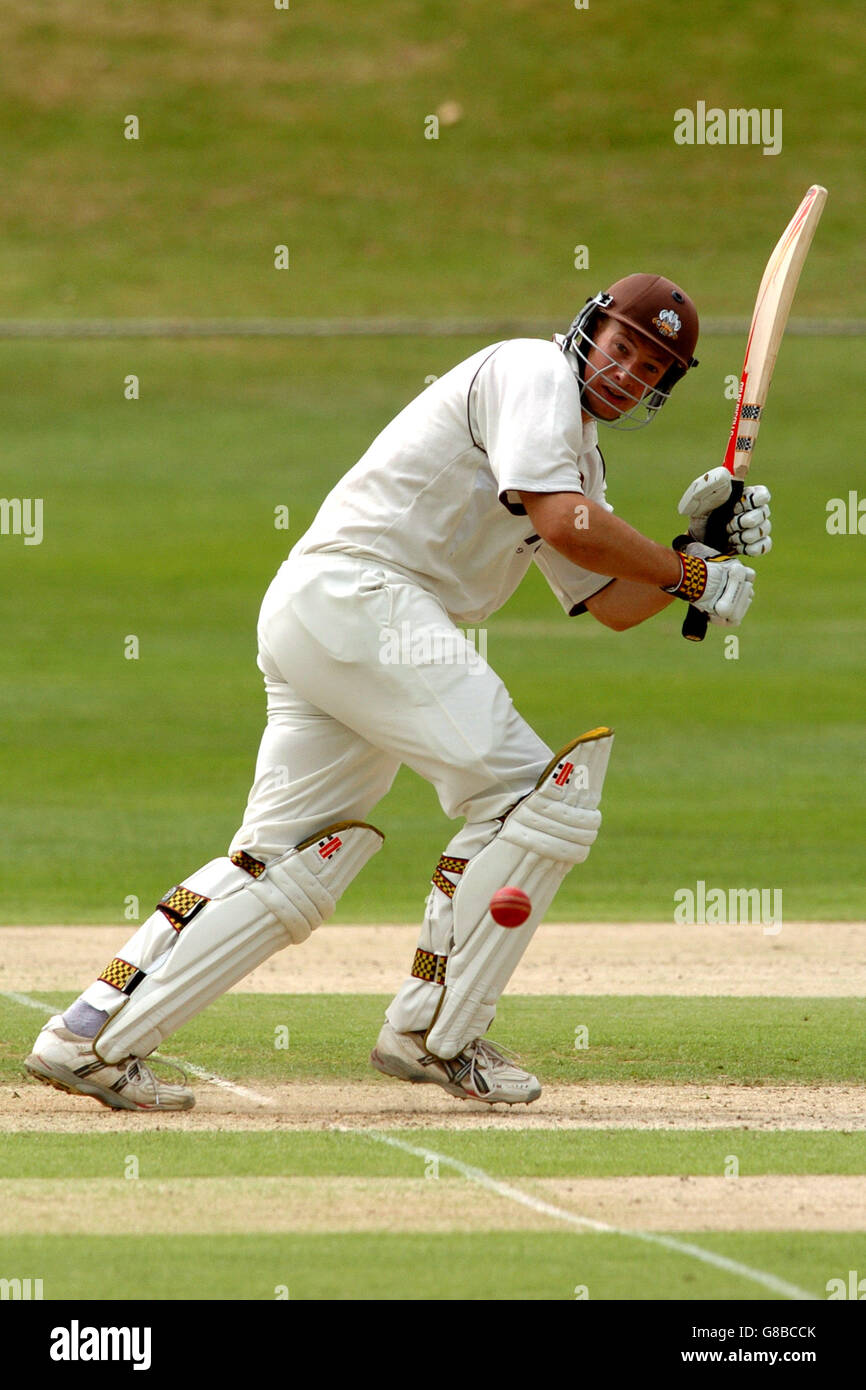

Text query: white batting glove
(727, 485), (772, 555)
(663, 541), (756, 626)
(678, 466), (773, 556)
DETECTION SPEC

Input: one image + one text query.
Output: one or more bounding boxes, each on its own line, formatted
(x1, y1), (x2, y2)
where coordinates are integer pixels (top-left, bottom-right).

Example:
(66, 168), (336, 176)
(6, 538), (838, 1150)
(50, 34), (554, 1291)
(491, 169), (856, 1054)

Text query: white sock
(62, 1000), (109, 1039)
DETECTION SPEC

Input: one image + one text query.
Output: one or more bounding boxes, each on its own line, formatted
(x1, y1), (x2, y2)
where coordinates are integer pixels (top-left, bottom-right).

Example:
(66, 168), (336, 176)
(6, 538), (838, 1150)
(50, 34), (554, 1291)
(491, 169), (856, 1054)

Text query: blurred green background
(0, 0), (861, 318)
(2, 1), (863, 922)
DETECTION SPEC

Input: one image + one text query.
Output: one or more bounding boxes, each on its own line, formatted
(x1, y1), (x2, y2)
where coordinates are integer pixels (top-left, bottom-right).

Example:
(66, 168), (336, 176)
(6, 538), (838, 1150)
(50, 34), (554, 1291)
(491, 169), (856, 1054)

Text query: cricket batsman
(26, 274), (771, 1110)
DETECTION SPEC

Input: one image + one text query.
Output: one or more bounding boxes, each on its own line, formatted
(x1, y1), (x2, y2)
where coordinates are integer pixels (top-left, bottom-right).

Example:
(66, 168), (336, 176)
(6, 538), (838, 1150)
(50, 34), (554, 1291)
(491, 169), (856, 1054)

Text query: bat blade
(682, 184), (827, 642)
(723, 183), (827, 483)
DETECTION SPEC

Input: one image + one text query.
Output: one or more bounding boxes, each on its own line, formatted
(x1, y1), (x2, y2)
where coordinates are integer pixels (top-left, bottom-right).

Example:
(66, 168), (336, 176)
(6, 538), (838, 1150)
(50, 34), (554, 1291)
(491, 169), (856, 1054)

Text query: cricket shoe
(370, 1021), (541, 1105)
(25, 1015), (194, 1112)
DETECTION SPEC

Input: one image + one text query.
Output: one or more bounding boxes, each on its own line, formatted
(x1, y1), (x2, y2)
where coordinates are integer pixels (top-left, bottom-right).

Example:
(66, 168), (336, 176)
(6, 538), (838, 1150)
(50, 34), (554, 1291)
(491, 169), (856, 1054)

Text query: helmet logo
(652, 308), (681, 339)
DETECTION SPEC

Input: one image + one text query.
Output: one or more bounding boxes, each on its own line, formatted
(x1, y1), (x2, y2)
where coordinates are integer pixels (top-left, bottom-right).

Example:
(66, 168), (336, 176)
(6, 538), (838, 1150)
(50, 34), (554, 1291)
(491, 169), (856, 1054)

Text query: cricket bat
(682, 183), (828, 641)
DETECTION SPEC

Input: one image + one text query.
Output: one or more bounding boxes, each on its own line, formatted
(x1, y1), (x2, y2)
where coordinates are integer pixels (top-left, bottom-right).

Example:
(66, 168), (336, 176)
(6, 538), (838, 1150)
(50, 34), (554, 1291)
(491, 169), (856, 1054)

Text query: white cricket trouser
(85, 553), (552, 1037)
(231, 553), (553, 1033)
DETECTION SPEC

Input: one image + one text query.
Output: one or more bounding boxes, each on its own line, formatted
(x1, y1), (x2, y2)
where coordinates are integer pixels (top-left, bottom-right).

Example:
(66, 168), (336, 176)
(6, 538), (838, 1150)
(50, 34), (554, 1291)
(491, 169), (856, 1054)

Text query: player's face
(582, 317), (673, 421)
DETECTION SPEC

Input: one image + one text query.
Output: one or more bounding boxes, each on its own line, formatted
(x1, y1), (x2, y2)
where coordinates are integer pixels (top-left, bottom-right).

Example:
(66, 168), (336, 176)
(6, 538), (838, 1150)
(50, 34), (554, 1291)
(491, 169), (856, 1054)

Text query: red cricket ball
(489, 886), (532, 928)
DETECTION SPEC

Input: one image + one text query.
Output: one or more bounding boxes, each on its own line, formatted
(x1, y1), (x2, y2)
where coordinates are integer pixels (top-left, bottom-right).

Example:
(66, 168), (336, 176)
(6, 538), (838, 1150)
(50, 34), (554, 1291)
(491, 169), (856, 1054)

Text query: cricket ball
(489, 886), (532, 928)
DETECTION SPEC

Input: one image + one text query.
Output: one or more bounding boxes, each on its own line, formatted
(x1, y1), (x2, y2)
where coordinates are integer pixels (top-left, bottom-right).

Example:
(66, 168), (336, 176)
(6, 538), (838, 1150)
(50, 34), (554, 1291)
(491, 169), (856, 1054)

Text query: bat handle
(680, 480), (744, 643)
(682, 603), (709, 642)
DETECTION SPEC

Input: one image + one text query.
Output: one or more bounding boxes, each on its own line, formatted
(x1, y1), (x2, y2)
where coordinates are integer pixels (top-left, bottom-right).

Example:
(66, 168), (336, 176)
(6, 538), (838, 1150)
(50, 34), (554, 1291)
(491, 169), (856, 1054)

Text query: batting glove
(663, 541), (756, 626)
(678, 465), (772, 556)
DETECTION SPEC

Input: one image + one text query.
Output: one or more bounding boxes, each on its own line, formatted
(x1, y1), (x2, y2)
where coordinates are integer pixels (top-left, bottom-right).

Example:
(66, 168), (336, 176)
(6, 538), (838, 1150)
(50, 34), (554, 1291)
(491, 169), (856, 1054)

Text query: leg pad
(95, 821), (383, 1063)
(425, 729), (613, 1056)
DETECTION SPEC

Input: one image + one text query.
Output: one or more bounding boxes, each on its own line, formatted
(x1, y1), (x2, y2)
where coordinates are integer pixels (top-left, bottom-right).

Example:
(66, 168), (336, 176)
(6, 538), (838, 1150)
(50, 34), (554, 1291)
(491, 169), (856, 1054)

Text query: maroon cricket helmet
(600, 273), (699, 373)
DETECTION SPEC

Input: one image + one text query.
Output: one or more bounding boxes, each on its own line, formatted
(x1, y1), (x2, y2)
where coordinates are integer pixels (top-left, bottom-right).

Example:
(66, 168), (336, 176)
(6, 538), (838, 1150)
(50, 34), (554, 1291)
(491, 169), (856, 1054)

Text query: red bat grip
(680, 480), (744, 642)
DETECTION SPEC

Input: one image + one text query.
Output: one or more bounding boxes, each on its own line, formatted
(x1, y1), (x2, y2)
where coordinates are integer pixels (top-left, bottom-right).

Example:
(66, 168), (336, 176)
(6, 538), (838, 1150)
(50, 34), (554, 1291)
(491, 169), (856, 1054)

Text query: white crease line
(156, 1056), (275, 1108)
(338, 1128), (818, 1302)
(2, 991), (274, 1109)
(2, 992), (53, 1012)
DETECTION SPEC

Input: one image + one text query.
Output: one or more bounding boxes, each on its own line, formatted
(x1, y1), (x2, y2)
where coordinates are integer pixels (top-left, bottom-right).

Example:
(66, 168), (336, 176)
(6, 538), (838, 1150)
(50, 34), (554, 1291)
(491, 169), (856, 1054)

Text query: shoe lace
(470, 1037), (523, 1069)
(126, 1053), (189, 1098)
(457, 1037), (524, 1094)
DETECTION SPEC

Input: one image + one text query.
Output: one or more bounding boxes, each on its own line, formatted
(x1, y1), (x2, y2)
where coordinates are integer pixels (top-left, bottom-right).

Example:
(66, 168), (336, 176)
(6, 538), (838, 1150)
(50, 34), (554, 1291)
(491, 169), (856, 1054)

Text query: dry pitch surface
(3, 921), (864, 996)
(3, 1175), (864, 1235)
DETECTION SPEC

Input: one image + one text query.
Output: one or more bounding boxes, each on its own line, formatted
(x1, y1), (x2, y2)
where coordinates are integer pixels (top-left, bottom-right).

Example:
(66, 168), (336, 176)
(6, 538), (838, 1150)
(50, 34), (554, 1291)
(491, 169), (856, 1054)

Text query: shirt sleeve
(471, 340), (587, 512)
(532, 543), (615, 616)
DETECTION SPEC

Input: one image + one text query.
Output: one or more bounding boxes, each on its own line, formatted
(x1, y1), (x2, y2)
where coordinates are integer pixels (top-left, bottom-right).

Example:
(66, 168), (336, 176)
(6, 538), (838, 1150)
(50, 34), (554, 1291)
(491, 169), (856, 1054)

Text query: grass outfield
(3, 1232), (858, 1301)
(4, 993), (866, 1086)
(2, 335), (864, 923)
(5, 1130), (866, 1180)
(0, 2), (860, 320)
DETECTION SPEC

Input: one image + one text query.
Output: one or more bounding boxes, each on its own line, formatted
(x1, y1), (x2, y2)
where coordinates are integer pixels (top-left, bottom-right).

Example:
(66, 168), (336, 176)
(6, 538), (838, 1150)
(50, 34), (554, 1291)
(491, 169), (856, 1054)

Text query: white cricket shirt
(291, 337), (614, 624)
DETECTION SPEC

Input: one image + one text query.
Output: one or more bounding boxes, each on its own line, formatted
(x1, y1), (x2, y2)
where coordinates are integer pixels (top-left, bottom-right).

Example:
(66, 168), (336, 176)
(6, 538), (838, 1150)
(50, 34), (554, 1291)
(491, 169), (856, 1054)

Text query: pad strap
(158, 886), (209, 931)
(431, 855), (468, 898)
(411, 948), (448, 985)
(97, 957), (146, 996)
(230, 849), (266, 878)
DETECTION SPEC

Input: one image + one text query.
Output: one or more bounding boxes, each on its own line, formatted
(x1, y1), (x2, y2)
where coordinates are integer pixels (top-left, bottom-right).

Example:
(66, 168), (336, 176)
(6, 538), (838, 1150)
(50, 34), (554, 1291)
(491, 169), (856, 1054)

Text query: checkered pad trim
(439, 856), (468, 873)
(669, 552), (707, 603)
(411, 948), (448, 986)
(158, 884), (209, 930)
(97, 957), (139, 993)
(741, 404), (762, 420)
(431, 854), (468, 899)
(735, 437), (753, 451)
(230, 849), (266, 878)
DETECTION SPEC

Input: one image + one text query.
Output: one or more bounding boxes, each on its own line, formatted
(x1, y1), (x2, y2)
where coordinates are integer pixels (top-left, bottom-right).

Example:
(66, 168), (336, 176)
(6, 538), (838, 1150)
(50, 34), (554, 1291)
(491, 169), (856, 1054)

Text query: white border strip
(340, 1129), (817, 1302)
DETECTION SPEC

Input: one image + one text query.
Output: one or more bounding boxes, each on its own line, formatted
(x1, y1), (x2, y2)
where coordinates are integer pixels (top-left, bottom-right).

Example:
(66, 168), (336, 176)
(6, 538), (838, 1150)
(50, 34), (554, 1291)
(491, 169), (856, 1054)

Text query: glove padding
(664, 542), (756, 626)
(678, 466), (772, 555)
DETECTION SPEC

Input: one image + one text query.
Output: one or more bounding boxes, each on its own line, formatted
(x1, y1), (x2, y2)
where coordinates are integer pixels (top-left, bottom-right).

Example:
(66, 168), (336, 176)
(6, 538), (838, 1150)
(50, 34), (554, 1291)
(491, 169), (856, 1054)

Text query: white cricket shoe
(370, 1021), (541, 1105)
(25, 1015), (194, 1112)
